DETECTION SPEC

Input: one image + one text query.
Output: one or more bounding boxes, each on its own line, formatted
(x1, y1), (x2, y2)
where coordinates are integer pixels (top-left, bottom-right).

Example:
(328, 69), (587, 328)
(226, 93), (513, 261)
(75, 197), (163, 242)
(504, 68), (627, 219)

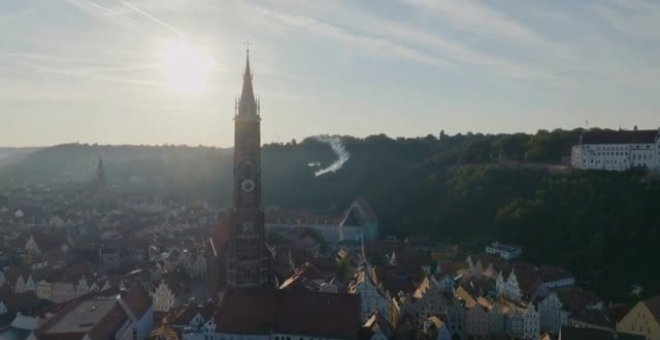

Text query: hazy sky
(1, 0), (659, 147)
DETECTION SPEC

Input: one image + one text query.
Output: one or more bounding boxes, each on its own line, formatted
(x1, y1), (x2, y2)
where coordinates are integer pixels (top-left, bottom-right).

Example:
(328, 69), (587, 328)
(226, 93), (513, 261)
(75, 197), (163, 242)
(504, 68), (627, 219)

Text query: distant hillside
(0, 147), (41, 169)
(1, 129), (658, 301)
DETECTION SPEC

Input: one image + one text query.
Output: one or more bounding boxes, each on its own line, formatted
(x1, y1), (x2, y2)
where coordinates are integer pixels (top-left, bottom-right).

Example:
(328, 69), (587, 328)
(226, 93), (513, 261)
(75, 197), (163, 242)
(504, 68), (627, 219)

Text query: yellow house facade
(617, 296), (660, 340)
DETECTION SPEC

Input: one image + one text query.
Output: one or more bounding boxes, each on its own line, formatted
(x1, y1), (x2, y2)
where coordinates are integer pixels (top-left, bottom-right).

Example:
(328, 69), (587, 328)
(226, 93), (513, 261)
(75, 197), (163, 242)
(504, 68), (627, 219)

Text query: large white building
(485, 242), (522, 260)
(571, 129), (660, 171)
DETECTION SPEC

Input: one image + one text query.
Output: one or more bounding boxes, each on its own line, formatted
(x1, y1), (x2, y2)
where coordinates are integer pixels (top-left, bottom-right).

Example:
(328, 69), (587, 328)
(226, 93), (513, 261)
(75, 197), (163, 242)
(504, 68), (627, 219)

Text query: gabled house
(466, 304), (489, 338)
(24, 235), (41, 257)
(349, 266), (392, 322)
(539, 291), (566, 334)
(488, 306), (505, 334)
(523, 303), (541, 339)
(616, 294), (660, 340)
(152, 280), (177, 313)
(360, 312), (393, 340)
(29, 285), (153, 340)
(496, 269), (523, 302)
(166, 302), (216, 340)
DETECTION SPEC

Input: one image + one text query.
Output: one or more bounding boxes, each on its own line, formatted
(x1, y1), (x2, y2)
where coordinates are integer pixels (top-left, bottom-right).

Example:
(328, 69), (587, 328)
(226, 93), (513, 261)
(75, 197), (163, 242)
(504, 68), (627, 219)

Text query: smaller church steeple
(96, 157), (106, 190)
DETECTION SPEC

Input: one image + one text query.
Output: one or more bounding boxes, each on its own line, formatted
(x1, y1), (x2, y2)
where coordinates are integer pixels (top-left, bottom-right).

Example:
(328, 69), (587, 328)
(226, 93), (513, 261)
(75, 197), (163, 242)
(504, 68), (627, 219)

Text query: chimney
(634, 125), (638, 131)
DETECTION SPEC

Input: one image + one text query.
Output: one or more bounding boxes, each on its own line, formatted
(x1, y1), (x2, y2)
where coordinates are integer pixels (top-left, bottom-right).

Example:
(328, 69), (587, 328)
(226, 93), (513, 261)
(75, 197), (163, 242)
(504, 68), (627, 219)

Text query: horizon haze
(2, 0), (660, 147)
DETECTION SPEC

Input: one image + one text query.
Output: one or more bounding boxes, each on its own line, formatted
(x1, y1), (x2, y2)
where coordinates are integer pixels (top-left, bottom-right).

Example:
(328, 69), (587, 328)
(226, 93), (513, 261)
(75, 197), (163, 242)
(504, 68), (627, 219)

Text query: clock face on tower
(241, 179), (255, 193)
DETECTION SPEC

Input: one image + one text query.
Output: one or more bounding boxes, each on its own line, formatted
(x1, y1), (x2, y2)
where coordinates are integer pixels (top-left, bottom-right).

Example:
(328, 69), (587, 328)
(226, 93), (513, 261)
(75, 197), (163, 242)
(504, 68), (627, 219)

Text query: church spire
(237, 47), (258, 119)
(95, 156), (106, 190)
(228, 46), (270, 288)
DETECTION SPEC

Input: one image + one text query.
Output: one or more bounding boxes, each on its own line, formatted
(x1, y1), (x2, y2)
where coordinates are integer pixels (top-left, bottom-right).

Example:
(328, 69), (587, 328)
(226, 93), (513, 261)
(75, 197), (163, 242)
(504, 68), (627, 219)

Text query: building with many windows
(571, 129), (660, 171)
(485, 242), (522, 260)
(617, 295), (660, 340)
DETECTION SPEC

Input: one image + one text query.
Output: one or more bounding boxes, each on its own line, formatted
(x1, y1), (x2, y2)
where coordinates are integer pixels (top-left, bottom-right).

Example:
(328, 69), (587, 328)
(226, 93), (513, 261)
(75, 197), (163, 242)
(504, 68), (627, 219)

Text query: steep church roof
(216, 289), (360, 339)
(237, 50), (259, 119)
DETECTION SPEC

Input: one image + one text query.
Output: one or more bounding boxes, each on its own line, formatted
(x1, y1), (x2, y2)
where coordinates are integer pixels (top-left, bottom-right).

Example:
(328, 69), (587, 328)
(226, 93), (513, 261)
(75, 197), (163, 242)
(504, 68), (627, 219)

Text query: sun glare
(158, 40), (213, 94)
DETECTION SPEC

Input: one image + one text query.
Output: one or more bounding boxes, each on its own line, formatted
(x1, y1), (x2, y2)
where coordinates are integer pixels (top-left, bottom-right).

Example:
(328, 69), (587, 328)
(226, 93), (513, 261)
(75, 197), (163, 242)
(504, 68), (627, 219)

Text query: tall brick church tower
(226, 50), (270, 288)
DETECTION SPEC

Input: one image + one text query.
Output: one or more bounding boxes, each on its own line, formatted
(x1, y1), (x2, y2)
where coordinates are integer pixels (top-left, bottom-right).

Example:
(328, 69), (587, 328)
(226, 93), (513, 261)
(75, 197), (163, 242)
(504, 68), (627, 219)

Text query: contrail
(119, 0), (184, 38)
(63, 0), (163, 39)
(313, 136), (350, 177)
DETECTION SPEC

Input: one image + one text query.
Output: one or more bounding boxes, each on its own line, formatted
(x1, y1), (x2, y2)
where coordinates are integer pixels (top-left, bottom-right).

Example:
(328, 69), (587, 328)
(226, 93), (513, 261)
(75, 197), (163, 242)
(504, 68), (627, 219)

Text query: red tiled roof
(498, 262), (549, 297)
(54, 262), (94, 283)
(87, 303), (129, 340)
(607, 304), (631, 324)
(20, 231), (68, 254)
(168, 302), (215, 325)
(122, 285), (151, 319)
(0, 286), (42, 312)
(2, 266), (29, 287)
(32, 299), (94, 340)
(470, 253), (506, 270)
(538, 265), (572, 282)
(439, 261), (468, 275)
(216, 288), (360, 339)
(569, 308), (613, 328)
(645, 295), (660, 322)
(581, 130), (657, 144)
(375, 265), (419, 296)
(557, 288), (602, 312)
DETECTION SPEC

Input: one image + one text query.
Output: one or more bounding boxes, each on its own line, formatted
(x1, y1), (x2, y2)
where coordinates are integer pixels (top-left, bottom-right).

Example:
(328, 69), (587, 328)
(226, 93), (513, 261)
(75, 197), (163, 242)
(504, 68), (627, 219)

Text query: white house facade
(485, 242), (522, 260)
(24, 235), (41, 257)
(36, 280), (52, 300)
(152, 281), (176, 313)
(496, 270), (522, 302)
(349, 267), (391, 322)
(507, 310), (524, 338)
(571, 129), (660, 171)
(539, 292), (565, 334)
(522, 303), (540, 339)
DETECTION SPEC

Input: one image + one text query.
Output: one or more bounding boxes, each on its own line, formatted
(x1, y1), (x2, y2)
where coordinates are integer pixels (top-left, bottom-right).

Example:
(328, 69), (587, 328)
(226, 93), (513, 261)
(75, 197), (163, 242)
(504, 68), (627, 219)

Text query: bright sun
(158, 40), (213, 94)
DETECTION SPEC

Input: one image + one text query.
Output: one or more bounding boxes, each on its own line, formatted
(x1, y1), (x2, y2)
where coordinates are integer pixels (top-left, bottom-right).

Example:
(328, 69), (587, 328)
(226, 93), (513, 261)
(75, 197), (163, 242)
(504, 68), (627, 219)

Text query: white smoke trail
(313, 136), (350, 177)
(64, 0), (167, 40)
(119, 0), (185, 37)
